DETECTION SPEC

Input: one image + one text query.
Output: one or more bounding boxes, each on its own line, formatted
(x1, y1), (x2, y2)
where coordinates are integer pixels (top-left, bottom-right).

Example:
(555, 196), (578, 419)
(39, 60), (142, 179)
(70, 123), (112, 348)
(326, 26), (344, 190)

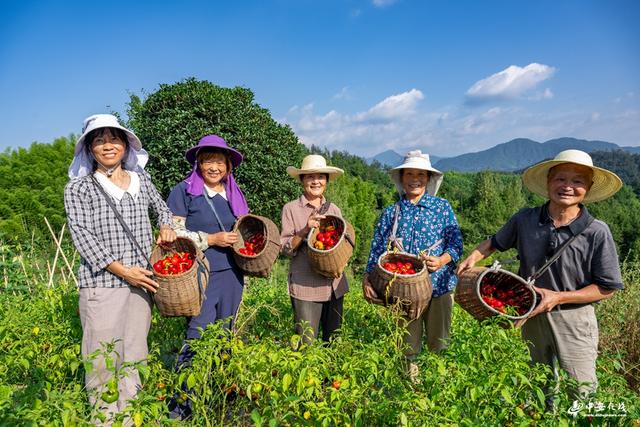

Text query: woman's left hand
(157, 226), (177, 244)
(423, 255), (445, 273)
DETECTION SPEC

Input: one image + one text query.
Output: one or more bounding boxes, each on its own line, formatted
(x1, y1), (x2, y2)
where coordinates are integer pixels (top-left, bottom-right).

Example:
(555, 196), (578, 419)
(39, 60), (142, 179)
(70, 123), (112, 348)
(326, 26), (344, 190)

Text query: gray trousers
(291, 294), (344, 344)
(522, 304), (599, 399)
(404, 292), (454, 359)
(79, 286), (152, 420)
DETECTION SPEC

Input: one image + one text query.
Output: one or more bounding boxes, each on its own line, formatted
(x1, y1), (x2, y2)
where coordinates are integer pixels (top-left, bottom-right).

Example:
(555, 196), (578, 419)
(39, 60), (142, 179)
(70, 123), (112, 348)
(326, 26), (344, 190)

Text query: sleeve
(365, 206), (393, 273)
(141, 172), (172, 227)
(590, 224), (624, 290)
(166, 182), (189, 217)
(490, 209), (522, 252)
(280, 203), (299, 258)
(172, 216), (209, 251)
(442, 200), (463, 263)
(64, 181), (117, 273)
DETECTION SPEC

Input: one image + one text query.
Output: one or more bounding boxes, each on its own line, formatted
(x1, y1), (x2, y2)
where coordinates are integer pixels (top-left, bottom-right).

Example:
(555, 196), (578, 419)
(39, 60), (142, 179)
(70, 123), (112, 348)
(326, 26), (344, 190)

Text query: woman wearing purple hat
(165, 134), (249, 418)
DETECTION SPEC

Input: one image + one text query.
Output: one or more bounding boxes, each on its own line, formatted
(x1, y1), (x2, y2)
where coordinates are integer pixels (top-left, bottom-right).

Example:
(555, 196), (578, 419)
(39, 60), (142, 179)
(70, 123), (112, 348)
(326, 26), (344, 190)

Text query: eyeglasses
(200, 159), (226, 167)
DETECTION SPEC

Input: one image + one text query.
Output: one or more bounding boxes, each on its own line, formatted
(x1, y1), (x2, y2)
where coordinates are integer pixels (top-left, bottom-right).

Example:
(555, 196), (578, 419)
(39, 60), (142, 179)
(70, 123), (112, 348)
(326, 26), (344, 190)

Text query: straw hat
(522, 149), (622, 203)
(389, 150), (444, 196)
(286, 155), (344, 181)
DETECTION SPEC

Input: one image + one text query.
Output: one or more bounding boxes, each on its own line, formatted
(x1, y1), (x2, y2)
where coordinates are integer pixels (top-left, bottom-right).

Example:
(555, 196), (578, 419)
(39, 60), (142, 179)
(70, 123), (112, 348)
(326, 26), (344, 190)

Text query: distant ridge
(433, 137), (632, 172)
(368, 149), (443, 168)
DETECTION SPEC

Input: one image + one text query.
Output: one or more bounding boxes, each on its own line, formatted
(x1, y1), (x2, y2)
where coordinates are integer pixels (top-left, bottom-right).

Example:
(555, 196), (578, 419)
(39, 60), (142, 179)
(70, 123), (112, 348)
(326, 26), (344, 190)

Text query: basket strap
(388, 203), (405, 252)
(196, 256), (207, 302)
(91, 175), (153, 269)
(203, 192), (229, 232)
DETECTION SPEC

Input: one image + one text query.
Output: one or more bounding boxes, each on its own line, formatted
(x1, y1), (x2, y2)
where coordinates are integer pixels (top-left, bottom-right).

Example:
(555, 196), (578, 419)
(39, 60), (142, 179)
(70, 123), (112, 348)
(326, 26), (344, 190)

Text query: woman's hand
(156, 225), (177, 245)
(421, 253), (451, 273)
(362, 274), (384, 305)
(209, 231), (239, 247)
(307, 213), (326, 230)
(122, 266), (159, 293)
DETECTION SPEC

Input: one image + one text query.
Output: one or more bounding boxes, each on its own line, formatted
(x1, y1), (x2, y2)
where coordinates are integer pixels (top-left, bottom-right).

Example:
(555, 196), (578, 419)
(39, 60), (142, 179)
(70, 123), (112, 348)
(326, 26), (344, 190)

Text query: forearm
(172, 216), (208, 251)
(468, 239), (495, 264)
(554, 284), (616, 305)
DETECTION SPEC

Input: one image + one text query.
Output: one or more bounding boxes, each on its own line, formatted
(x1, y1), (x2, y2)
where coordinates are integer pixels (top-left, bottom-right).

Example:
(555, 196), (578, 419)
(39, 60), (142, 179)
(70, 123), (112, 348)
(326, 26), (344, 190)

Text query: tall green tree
(127, 78), (307, 223)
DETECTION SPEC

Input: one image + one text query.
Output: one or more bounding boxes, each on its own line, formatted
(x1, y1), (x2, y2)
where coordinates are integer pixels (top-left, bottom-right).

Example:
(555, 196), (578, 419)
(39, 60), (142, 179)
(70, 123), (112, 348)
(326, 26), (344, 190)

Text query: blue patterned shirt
(365, 194), (463, 297)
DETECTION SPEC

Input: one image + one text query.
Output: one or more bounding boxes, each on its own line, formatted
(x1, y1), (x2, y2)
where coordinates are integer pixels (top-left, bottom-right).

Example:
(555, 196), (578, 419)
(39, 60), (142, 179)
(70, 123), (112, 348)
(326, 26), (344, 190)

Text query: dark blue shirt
(167, 181), (238, 272)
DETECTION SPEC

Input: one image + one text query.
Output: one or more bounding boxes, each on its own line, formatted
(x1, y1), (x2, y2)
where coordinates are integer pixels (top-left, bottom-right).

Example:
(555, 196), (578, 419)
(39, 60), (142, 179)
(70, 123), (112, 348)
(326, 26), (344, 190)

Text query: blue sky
(1, 0), (638, 157)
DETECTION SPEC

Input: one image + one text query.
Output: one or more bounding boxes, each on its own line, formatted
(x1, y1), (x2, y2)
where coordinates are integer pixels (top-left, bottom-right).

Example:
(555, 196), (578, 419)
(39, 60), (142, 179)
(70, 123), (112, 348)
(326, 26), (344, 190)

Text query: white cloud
(372, 0), (398, 7)
(466, 63), (556, 102)
(356, 89), (424, 122)
(332, 86), (352, 101)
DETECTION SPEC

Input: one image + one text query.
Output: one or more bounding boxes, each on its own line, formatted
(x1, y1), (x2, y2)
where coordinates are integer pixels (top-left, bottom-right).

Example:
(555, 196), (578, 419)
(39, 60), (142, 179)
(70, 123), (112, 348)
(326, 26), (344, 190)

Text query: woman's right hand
(307, 213), (326, 230)
(362, 274), (383, 305)
(122, 266), (159, 293)
(209, 231), (239, 247)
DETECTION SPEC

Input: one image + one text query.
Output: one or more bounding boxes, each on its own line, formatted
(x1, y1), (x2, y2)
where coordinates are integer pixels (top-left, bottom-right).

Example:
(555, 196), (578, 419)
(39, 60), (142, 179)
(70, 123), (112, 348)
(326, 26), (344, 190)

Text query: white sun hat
(286, 154), (344, 181)
(522, 149), (622, 203)
(389, 150), (444, 196)
(68, 114), (149, 179)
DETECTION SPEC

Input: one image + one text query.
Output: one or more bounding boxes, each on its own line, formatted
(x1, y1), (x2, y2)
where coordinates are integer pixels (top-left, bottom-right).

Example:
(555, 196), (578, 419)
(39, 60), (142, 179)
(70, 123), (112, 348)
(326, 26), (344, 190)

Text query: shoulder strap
(318, 199), (331, 215)
(387, 203), (405, 252)
(529, 216), (595, 282)
(203, 192), (228, 232)
(91, 175), (153, 269)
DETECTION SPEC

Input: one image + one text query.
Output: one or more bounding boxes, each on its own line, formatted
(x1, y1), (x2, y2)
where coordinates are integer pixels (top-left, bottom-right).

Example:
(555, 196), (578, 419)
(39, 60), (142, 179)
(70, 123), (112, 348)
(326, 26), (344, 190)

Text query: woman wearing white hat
(64, 114), (176, 420)
(280, 154), (349, 344)
(363, 150), (463, 381)
(457, 149), (624, 403)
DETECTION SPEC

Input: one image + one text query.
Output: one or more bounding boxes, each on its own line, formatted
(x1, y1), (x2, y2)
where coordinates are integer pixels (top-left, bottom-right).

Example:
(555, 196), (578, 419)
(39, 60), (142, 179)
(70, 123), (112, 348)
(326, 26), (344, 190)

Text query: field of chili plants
(0, 246), (639, 426)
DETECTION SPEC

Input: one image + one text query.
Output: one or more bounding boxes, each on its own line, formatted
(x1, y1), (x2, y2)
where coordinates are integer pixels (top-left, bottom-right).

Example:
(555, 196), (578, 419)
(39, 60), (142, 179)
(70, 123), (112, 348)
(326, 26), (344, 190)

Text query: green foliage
(127, 78), (307, 223)
(591, 150), (640, 193)
(1, 259), (638, 425)
(0, 137), (75, 242)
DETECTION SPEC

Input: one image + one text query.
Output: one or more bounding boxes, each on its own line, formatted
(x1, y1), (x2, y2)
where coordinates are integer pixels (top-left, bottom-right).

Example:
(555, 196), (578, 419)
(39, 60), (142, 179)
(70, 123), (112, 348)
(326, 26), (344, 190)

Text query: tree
(126, 78), (307, 223)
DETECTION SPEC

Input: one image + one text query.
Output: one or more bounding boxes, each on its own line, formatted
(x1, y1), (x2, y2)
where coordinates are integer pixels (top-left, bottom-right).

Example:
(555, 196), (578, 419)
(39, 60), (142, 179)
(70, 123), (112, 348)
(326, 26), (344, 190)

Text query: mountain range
(369, 138), (640, 172)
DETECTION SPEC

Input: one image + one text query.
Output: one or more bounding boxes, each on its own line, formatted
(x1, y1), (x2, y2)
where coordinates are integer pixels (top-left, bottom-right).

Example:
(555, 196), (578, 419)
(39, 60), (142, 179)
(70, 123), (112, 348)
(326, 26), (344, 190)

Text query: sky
(1, 0), (639, 158)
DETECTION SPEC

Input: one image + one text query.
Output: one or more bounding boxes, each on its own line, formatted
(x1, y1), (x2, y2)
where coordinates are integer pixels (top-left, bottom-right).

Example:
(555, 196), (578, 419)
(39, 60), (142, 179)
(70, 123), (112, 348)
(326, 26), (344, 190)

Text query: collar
(299, 193), (326, 208)
(540, 201), (593, 235)
(401, 193), (431, 208)
(204, 185), (227, 200)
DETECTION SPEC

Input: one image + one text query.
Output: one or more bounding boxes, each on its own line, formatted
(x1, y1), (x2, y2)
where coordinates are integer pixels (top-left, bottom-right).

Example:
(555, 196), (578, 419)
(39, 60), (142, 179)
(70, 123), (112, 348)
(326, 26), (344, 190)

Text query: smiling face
(89, 128), (128, 170)
(198, 150), (230, 188)
(301, 173), (328, 199)
(546, 163), (593, 208)
(401, 168), (429, 202)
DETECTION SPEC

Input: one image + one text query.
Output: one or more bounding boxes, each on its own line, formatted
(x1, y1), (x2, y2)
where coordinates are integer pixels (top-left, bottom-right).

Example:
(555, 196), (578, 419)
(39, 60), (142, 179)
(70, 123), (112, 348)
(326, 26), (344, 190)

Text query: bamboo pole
(43, 218), (77, 287)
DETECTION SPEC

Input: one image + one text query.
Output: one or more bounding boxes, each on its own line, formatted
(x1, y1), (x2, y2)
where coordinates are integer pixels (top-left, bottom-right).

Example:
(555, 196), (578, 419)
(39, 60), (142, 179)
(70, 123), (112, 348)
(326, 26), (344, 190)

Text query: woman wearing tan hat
(64, 114), (176, 420)
(457, 149), (624, 404)
(362, 150), (463, 382)
(280, 154), (349, 344)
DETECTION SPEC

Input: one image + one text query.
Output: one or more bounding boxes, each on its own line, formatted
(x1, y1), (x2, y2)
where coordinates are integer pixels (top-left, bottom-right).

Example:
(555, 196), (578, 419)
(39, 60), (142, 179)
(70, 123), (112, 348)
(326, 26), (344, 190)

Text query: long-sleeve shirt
(280, 195), (349, 302)
(365, 194), (463, 298)
(64, 171), (172, 288)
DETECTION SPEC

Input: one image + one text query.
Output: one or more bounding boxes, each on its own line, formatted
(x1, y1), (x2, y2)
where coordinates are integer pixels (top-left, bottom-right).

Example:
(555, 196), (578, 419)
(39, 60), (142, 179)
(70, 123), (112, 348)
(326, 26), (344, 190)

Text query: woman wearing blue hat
(166, 134), (250, 418)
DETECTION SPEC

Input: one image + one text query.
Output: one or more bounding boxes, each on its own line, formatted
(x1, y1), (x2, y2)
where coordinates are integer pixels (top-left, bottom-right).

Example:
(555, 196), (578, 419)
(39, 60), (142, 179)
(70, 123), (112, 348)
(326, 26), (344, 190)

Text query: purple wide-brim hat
(185, 135), (243, 167)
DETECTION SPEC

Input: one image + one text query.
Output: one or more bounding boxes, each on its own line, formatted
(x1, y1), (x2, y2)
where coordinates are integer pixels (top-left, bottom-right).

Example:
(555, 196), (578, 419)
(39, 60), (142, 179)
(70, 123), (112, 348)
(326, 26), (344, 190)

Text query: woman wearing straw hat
(281, 154), (349, 345)
(363, 150), (463, 381)
(64, 114), (176, 421)
(457, 149), (624, 403)
(165, 134), (249, 418)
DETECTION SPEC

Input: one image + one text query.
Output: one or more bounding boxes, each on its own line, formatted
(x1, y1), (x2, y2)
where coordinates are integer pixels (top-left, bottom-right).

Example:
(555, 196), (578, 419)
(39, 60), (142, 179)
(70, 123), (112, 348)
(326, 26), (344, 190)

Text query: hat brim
(75, 125), (142, 155)
(389, 165), (444, 197)
(186, 145), (243, 167)
(286, 166), (344, 182)
(522, 159), (623, 203)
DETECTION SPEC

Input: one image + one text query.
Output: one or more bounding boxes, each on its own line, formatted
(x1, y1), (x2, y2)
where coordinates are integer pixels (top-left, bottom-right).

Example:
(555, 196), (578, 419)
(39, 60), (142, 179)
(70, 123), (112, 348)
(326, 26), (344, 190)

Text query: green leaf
(186, 373), (196, 389)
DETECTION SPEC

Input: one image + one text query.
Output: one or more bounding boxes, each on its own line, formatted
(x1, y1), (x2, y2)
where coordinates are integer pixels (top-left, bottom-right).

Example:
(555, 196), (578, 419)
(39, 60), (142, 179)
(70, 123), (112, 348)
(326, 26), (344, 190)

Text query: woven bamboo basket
(369, 252), (432, 320)
(151, 237), (209, 317)
(232, 214), (281, 278)
(455, 264), (537, 326)
(306, 215), (356, 279)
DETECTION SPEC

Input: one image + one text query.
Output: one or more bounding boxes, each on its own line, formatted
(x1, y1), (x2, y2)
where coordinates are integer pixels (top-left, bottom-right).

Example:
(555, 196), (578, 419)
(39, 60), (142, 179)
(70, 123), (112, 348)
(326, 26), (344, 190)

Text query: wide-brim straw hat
(522, 149), (622, 203)
(389, 150), (444, 196)
(286, 154), (344, 181)
(185, 134), (243, 167)
(74, 114), (142, 155)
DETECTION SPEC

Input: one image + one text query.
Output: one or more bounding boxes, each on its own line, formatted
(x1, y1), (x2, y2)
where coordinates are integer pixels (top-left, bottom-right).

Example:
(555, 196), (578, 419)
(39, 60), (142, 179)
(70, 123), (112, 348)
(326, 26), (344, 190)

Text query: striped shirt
(280, 195), (349, 302)
(64, 171), (172, 288)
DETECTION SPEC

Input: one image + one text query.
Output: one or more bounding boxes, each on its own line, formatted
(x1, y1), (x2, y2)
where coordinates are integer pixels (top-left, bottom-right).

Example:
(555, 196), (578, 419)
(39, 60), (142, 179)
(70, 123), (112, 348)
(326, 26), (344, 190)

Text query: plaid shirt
(64, 171), (172, 288)
(280, 195), (349, 302)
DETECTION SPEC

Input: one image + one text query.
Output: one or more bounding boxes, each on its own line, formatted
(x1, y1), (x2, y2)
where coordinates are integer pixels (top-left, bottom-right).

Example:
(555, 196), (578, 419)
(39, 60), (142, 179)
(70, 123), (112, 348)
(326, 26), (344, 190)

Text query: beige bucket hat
(389, 150), (444, 196)
(286, 154), (344, 181)
(522, 149), (622, 203)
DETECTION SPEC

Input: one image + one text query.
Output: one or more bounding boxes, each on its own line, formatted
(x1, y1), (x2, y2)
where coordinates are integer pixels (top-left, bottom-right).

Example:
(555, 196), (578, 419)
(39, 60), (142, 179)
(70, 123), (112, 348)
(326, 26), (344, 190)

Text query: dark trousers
(291, 292), (343, 344)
